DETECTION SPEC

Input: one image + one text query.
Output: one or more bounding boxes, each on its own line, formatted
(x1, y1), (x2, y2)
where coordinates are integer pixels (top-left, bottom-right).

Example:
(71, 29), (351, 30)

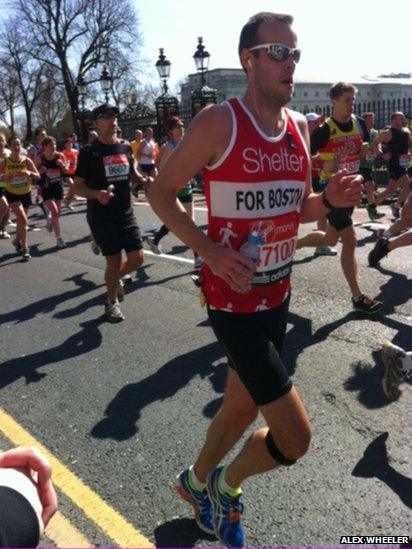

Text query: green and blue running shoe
(207, 466), (244, 548)
(176, 468), (214, 535)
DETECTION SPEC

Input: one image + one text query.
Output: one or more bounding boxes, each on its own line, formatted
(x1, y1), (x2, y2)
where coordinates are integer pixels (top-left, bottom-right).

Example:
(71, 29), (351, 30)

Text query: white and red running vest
(201, 98), (309, 313)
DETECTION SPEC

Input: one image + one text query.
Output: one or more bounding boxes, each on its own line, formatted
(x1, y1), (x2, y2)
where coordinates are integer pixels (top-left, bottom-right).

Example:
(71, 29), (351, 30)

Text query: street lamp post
(191, 37), (217, 119)
(75, 73), (91, 143)
(154, 48), (179, 141)
(75, 65), (114, 143)
(100, 64), (112, 103)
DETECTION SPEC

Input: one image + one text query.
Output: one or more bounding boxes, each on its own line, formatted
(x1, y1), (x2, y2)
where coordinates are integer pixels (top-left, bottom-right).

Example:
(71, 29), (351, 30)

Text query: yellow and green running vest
(4, 155), (31, 195)
(319, 115), (364, 181)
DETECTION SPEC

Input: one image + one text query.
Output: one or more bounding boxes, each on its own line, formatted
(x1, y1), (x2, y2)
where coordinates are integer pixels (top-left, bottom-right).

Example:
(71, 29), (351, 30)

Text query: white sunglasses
(249, 43), (301, 63)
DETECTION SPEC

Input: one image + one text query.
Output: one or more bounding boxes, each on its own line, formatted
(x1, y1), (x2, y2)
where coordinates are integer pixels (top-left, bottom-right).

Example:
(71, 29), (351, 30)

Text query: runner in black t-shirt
(74, 104), (148, 322)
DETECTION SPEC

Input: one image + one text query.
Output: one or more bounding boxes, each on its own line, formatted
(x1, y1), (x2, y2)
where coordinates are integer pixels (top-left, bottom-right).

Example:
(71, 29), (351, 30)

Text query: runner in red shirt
(149, 12), (362, 547)
(62, 137), (79, 210)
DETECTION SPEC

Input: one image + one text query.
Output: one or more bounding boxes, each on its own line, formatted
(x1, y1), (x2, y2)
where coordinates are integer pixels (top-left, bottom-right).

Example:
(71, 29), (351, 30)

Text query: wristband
(322, 190), (334, 210)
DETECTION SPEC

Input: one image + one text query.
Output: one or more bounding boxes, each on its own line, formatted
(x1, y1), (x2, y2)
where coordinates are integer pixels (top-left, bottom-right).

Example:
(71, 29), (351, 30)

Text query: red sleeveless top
(201, 98), (308, 313)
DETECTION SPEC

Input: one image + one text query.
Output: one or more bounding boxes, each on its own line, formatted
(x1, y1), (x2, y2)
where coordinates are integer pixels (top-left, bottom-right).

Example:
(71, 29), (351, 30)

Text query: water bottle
(239, 231), (262, 263)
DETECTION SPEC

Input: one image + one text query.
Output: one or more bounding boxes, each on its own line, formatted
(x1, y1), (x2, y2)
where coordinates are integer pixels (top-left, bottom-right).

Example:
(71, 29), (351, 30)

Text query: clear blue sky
(136, 0), (411, 91)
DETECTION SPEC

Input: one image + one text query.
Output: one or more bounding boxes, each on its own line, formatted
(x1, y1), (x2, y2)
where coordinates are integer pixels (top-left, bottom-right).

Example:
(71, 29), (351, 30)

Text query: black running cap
(92, 103), (119, 119)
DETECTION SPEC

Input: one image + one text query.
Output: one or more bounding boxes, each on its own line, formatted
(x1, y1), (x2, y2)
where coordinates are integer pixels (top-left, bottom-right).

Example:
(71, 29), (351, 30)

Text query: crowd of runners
(1, 11), (411, 548)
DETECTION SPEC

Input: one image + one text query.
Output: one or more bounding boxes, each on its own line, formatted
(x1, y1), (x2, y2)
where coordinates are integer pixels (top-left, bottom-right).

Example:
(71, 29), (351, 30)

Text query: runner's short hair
(330, 82), (358, 100)
(8, 135), (19, 146)
(390, 111), (405, 122)
(238, 12), (294, 56)
(165, 116), (183, 133)
(41, 136), (56, 148)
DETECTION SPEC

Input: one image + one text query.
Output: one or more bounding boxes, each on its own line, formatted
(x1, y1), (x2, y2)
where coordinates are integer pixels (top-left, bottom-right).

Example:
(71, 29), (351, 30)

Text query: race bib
(339, 153), (360, 174)
(11, 175), (27, 188)
(252, 235), (296, 285)
(46, 168), (62, 184)
(103, 154), (130, 181)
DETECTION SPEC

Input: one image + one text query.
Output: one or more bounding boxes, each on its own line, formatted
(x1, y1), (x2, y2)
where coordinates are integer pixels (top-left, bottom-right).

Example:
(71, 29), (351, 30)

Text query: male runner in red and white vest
(149, 12), (362, 548)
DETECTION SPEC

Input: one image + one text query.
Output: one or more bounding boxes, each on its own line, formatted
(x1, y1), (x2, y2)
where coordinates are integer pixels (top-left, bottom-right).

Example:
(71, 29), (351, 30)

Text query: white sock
(401, 353), (412, 373)
(189, 466), (205, 490)
(217, 465), (241, 495)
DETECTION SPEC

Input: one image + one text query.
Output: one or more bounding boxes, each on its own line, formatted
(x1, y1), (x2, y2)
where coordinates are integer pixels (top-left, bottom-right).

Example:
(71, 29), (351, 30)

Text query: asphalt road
(0, 195), (410, 548)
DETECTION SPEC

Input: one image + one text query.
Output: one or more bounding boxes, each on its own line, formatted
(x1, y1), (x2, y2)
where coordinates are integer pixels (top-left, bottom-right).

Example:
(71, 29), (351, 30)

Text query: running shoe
(46, 215), (52, 232)
(105, 300), (125, 323)
(21, 248), (31, 261)
(207, 467), (244, 548)
(381, 341), (406, 399)
(368, 239), (389, 268)
(8, 220), (16, 228)
(0, 230), (10, 239)
(314, 245), (338, 256)
(390, 204), (400, 219)
(12, 238), (22, 253)
(90, 239), (101, 255)
(352, 294), (383, 314)
(122, 274), (132, 284)
(117, 279), (125, 302)
(63, 200), (74, 211)
(56, 236), (67, 249)
(146, 236), (162, 255)
(176, 468), (214, 535)
(366, 204), (377, 222)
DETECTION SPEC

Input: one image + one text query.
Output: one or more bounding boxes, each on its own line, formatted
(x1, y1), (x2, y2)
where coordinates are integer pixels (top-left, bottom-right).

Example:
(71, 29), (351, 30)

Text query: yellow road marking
(0, 408), (154, 547)
(45, 511), (91, 548)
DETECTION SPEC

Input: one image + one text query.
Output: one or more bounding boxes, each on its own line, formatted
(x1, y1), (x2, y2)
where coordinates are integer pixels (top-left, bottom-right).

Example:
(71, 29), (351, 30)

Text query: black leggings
(207, 295), (292, 405)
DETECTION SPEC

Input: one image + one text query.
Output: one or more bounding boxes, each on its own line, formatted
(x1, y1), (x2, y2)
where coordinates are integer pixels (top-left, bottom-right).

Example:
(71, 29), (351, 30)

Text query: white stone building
(180, 69), (412, 128)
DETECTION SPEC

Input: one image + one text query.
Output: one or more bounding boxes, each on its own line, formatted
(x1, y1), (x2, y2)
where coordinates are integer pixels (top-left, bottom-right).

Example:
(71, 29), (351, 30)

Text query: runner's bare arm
(73, 176), (113, 205)
(148, 104), (256, 293)
(373, 129), (390, 154)
(26, 158), (40, 181)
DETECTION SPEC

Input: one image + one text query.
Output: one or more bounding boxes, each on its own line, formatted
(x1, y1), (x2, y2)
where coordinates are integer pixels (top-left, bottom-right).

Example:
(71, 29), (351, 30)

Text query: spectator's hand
(0, 446), (57, 532)
(325, 170), (363, 208)
(202, 243), (256, 293)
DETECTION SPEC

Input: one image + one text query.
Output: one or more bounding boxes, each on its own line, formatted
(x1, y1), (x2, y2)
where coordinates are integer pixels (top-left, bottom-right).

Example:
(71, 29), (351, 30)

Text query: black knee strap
(265, 431), (296, 466)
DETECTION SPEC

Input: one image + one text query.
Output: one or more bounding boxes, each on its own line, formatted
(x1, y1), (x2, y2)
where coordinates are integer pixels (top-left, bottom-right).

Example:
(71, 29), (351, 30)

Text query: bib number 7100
(258, 237), (296, 270)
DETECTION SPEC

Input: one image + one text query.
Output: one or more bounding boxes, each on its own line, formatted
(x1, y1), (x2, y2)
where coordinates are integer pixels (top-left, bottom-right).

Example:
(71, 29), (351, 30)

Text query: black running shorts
(42, 183), (64, 202)
(387, 165), (407, 181)
(327, 206), (354, 232)
(4, 190), (32, 209)
(359, 167), (373, 182)
(91, 223), (143, 257)
(207, 296), (292, 406)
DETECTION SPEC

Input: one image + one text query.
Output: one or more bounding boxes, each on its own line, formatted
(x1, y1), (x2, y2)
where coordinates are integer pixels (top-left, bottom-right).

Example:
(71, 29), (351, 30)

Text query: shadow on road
(154, 517), (216, 548)
(0, 273), (100, 325)
(91, 342), (227, 441)
(373, 267), (411, 311)
(352, 432), (412, 509)
(0, 318), (103, 389)
(29, 235), (92, 257)
(344, 318), (411, 408)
